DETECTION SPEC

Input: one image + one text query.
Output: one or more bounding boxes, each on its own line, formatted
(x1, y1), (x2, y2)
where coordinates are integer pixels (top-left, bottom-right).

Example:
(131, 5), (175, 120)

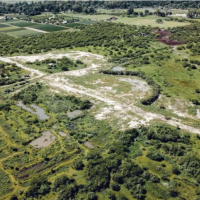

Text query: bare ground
(1, 51), (200, 134)
(24, 27), (49, 33)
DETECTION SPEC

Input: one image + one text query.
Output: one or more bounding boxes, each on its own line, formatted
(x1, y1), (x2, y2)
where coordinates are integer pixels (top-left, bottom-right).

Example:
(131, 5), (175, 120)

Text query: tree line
(0, 1), (199, 16)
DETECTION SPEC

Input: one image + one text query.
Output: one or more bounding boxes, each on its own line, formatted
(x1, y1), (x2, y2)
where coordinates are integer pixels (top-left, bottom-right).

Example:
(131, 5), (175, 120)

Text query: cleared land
(30, 131), (56, 148)
(63, 13), (190, 28)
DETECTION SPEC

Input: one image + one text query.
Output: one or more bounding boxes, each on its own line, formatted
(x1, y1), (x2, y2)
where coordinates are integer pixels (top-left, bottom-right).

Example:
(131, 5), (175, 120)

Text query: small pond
(112, 66), (124, 71)
(67, 110), (84, 120)
(16, 101), (49, 120)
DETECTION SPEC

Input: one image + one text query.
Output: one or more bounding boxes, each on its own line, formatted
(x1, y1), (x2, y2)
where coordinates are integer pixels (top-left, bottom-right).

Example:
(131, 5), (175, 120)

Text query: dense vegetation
(0, 22), (153, 56)
(1, 83), (200, 199)
(2, 3), (200, 200)
(0, 1), (199, 17)
(26, 57), (86, 73)
(0, 61), (29, 86)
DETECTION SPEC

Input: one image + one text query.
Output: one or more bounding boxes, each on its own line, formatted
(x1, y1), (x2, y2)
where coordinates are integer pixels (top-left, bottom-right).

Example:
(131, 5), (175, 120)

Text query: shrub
(111, 182), (121, 191)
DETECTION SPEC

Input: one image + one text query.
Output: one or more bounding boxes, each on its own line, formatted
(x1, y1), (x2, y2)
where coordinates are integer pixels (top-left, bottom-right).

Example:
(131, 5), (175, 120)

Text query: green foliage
(87, 192), (98, 200)
(72, 159), (84, 170)
(0, 22), (153, 56)
(146, 148), (164, 161)
(27, 56), (86, 73)
(0, 170), (12, 196)
(25, 176), (51, 198)
(0, 61), (28, 86)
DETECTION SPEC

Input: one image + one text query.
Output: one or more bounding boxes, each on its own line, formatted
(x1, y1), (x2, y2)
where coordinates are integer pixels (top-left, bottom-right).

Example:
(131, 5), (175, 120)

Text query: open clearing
(2, 50), (200, 134)
(30, 131), (56, 148)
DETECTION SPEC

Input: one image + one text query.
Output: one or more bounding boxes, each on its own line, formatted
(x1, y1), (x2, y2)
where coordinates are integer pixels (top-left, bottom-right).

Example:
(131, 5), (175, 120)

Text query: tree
(127, 7), (134, 15)
(87, 192), (98, 200)
(111, 182), (121, 191)
(156, 19), (163, 24)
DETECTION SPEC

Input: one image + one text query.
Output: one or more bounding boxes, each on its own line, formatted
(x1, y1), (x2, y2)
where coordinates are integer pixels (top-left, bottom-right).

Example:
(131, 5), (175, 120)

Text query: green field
(62, 23), (86, 28)
(0, 23), (10, 28)
(1, 28), (25, 32)
(0, 26), (17, 32)
(63, 13), (190, 28)
(4, 29), (42, 37)
(31, 24), (67, 32)
(10, 22), (38, 27)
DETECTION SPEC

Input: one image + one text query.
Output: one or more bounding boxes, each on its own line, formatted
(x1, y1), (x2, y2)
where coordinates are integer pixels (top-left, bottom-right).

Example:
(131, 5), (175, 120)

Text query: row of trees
(187, 8), (200, 18)
(0, 1), (96, 16)
(0, 1), (199, 16)
(0, 22), (153, 57)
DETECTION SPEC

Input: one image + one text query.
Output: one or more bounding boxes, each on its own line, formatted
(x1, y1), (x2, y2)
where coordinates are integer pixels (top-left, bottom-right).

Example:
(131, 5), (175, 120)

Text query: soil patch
(30, 131), (56, 148)
(67, 110), (84, 120)
(84, 141), (95, 149)
(155, 31), (185, 46)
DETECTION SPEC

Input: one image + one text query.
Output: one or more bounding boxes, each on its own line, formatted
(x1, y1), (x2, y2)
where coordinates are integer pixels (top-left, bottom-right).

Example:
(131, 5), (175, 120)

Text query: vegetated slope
(0, 61), (29, 86)
(0, 22), (153, 55)
(1, 83), (200, 200)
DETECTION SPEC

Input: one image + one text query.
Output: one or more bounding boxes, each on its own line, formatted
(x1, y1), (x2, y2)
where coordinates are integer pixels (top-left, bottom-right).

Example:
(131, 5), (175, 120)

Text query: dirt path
(44, 75), (200, 134)
(0, 56), (44, 78)
(24, 26), (49, 33)
(1, 51), (200, 135)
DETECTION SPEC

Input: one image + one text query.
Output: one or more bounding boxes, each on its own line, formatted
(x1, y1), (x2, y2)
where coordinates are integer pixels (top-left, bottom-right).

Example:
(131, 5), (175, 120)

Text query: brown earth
(155, 31), (185, 46)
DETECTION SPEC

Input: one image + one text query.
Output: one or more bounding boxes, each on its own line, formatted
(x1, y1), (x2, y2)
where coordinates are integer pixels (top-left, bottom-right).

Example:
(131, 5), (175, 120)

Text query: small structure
(62, 21), (67, 24)
(48, 63), (54, 69)
(24, 74), (30, 78)
(107, 16), (118, 21)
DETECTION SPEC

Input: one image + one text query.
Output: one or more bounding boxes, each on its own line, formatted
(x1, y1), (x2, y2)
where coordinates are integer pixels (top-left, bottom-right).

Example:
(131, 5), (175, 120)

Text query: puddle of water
(112, 66), (124, 71)
(30, 104), (49, 120)
(16, 101), (49, 120)
(67, 110), (84, 120)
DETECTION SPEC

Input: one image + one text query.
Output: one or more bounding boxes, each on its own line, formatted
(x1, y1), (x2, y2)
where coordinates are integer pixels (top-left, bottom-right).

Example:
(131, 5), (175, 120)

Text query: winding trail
(0, 57), (44, 78)
(1, 51), (200, 134)
(44, 76), (200, 134)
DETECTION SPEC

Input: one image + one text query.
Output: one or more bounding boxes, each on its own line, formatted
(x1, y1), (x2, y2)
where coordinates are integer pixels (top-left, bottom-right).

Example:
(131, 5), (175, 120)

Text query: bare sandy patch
(84, 141), (95, 149)
(118, 77), (150, 93)
(58, 132), (70, 138)
(44, 77), (200, 134)
(0, 57), (44, 78)
(30, 131), (56, 148)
